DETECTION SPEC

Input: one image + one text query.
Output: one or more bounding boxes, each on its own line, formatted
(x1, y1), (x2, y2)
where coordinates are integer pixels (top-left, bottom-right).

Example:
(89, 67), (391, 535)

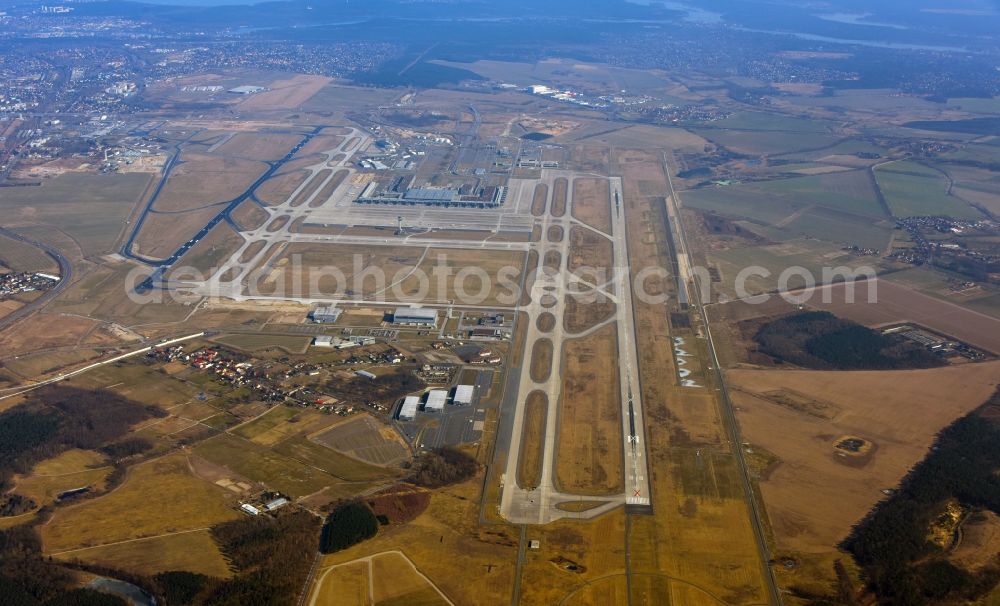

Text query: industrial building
(393, 307), (438, 327)
(424, 389), (448, 412)
(313, 336), (334, 347)
(453, 384), (475, 406)
(398, 396), (420, 420)
(309, 305), (342, 323)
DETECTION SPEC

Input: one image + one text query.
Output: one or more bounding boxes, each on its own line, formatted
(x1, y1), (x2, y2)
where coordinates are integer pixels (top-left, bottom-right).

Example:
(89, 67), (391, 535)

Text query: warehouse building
(309, 305), (342, 323)
(453, 384), (475, 406)
(398, 396), (420, 420)
(392, 307), (438, 327)
(424, 389), (448, 412)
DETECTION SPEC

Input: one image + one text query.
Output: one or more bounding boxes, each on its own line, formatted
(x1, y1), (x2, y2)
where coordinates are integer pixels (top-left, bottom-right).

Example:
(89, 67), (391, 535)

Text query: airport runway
(497, 172), (648, 524)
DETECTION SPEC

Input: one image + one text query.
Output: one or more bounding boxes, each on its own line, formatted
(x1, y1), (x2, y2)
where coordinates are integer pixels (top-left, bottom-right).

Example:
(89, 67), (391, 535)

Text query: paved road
(0, 226), (73, 332)
(662, 153), (781, 605)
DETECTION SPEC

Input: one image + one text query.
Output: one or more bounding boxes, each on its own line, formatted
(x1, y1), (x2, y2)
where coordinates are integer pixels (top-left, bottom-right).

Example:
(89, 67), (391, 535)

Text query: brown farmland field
(803, 279), (1000, 354)
(517, 391), (548, 489)
(547, 225), (564, 242)
(730, 361), (1000, 556)
(571, 178), (611, 234)
(555, 323), (622, 495)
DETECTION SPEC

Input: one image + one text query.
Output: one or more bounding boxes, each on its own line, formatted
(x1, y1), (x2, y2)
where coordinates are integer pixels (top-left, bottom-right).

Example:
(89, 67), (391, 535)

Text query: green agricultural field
(708, 239), (887, 297)
(875, 161), (983, 219)
(709, 111), (837, 133)
(752, 171), (885, 218)
(692, 129), (842, 156)
(0, 173), (152, 258)
(682, 171), (893, 249)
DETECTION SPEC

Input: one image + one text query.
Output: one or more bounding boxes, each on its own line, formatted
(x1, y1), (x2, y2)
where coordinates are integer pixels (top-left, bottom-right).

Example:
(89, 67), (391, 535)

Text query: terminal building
(356, 183), (507, 209)
(392, 307), (438, 327)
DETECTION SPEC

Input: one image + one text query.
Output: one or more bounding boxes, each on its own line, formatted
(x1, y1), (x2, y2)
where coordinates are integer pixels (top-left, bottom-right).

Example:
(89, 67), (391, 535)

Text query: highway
(662, 153), (781, 605)
(0, 226), (73, 332)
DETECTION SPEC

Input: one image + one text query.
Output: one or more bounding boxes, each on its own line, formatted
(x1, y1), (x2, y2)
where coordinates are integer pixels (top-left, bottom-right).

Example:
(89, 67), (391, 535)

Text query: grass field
(41, 454), (239, 553)
(52, 528), (233, 579)
(258, 243), (522, 306)
(564, 293), (616, 334)
(231, 405), (305, 445)
(312, 561), (369, 606)
(371, 552), (451, 606)
(516, 391), (547, 489)
(0, 232), (58, 272)
(875, 160), (982, 219)
(312, 414), (410, 467)
(555, 323), (622, 495)
(0, 173), (151, 259)
(529, 338), (553, 383)
(230, 200), (270, 230)
(154, 153), (266, 213)
(551, 177), (568, 217)
(212, 333), (311, 354)
(567, 226), (613, 279)
(14, 449), (111, 508)
(531, 183), (548, 216)
(311, 475), (517, 606)
(571, 178), (611, 234)
(257, 169), (311, 206)
(194, 433), (341, 497)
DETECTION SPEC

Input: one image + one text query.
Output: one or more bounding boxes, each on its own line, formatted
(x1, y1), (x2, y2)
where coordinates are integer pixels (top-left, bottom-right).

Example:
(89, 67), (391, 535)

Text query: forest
(842, 388), (1000, 604)
(751, 311), (944, 370)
